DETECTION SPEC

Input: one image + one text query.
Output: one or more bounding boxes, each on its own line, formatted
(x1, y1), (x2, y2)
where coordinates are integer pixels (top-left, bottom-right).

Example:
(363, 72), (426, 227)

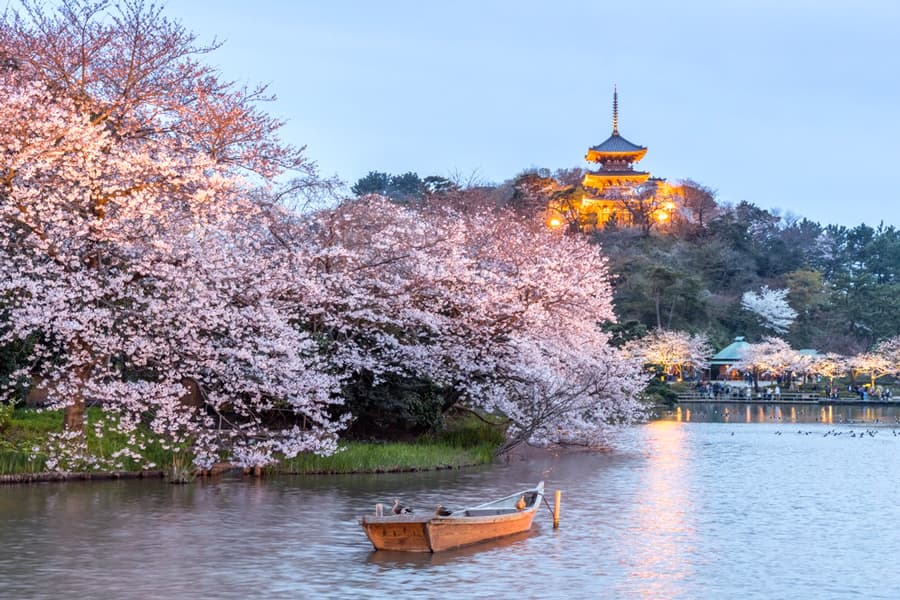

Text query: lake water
(3, 403), (900, 599)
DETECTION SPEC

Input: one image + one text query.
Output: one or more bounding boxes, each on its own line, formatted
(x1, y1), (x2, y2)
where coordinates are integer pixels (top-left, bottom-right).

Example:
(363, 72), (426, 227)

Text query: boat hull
(426, 510), (537, 552)
(361, 516), (432, 552)
(360, 482), (544, 553)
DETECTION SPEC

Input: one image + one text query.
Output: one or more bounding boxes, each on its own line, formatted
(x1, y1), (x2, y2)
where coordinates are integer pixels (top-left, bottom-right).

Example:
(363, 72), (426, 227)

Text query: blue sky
(163, 1), (899, 226)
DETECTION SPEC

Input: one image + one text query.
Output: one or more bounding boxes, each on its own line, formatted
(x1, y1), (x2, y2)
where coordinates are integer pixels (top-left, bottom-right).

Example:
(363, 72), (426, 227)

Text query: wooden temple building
(572, 87), (675, 231)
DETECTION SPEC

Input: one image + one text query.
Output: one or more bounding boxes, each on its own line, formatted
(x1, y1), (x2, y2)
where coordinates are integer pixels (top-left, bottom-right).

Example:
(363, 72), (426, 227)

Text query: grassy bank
(1, 407), (505, 478)
(0, 407), (175, 475)
(276, 441), (497, 475)
(277, 415), (504, 474)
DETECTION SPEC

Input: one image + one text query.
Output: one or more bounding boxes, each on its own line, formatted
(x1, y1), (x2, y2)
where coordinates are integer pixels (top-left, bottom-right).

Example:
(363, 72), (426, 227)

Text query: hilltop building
(567, 87), (678, 232)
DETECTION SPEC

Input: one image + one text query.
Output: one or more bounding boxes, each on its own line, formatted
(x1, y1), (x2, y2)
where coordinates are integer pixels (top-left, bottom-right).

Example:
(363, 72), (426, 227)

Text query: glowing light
(548, 217), (562, 228)
(656, 211), (669, 222)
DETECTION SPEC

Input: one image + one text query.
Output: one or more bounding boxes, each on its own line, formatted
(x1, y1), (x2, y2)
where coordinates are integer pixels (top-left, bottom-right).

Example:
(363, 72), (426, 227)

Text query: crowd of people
(692, 379), (896, 402)
(843, 384), (894, 401)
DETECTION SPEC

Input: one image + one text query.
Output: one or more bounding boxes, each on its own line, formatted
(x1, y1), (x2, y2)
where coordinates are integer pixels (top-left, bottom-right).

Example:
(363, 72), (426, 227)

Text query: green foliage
(351, 171), (391, 196)
(429, 413), (507, 449)
(641, 375), (679, 406)
(600, 320), (648, 348)
(0, 402), (12, 431)
(0, 407), (174, 475)
(275, 441), (497, 474)
(593, 202), (900, 353)
(0, 336), (36, 406)
(341, 372), (456, 438)
(283, 410), (507, 473)
(1, 407), (503, 476)
(351, 170), (426, 203)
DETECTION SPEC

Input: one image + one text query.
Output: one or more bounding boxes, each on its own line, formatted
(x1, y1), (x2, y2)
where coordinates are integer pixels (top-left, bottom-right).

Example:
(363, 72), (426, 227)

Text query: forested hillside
(353, 169), (900, 353)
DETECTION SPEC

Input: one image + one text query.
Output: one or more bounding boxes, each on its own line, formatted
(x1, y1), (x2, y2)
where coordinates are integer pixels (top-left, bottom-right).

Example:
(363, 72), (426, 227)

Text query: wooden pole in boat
(553, 490), (561, 529)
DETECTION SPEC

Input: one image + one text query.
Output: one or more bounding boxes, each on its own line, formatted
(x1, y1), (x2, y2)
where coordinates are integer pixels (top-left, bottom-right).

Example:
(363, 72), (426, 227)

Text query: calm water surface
(3, 404), (900, 599)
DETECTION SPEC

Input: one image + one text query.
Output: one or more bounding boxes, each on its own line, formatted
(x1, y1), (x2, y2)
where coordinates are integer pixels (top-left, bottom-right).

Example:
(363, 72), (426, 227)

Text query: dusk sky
(165, 1), (900, 226)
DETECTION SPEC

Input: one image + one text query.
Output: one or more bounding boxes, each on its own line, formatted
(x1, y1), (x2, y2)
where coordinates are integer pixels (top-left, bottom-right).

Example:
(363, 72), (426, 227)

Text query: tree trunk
(666, 299), (676, 329)
(63, 363), (91, 433)
(63, 395), (85, 432)
(655, 294), (662, 329)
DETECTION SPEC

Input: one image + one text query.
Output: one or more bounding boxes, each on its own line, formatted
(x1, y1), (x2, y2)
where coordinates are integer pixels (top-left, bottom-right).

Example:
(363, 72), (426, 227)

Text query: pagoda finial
(612, 84), (619, 135)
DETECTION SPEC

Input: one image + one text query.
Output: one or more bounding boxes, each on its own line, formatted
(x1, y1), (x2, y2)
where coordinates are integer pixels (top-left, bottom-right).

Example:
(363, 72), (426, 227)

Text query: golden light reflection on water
(627, 420), (695, 598)
(663, 402), (898, 425)
(674, 406), (691, 422)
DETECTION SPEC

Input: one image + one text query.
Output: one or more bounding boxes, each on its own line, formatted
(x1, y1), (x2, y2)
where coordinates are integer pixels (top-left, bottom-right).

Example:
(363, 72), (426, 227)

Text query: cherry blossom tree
(847, 353), (894, 388)
(294, 196), (648, 451)
(2, 0), (318, 181)
(808, 353), (848, 386)
(741, 286), (798, 334)
(734, 337), (806, 391)
(0, 2), (344, 471)
(0, 74), (347, 470)
(627, 329), (711, 380)
(675, 179), (719, 228)
(874, 336), (900, 376)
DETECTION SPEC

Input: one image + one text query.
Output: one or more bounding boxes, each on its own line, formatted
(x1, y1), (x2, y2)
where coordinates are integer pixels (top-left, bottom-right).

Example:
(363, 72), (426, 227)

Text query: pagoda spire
(612, 84), (619, 135)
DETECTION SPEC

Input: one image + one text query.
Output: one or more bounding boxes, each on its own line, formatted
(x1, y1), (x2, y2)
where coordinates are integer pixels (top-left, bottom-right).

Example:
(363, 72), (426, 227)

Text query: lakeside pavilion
(709, 336), (751, 381)
(707, 336), (822, 383)
(576, 87), (675, 231)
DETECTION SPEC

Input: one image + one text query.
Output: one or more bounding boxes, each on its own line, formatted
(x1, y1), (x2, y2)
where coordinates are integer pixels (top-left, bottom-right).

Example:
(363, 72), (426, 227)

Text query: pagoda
(579, 87), (655, 228)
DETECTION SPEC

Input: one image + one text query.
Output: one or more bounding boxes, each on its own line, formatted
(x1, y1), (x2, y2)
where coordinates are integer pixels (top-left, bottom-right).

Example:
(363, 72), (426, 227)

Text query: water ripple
(3, 413), (900, 599)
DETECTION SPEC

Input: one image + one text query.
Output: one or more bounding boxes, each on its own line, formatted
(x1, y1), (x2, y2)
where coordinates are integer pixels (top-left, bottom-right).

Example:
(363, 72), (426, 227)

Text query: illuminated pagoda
(578, 86), (669, 230)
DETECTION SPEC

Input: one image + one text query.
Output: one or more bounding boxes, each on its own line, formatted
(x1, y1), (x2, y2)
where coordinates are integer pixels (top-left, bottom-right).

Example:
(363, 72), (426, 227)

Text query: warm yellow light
(549, 217), (562, 228)
(656, 212), (669, 222)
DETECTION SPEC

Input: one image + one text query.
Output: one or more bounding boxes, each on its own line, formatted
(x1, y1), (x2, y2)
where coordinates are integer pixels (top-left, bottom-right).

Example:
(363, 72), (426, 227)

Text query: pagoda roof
(589, 132), (646, 154)
(585, 88), (648, 164)
(709, 337), (751, 365)
(583, 171), (650, 190)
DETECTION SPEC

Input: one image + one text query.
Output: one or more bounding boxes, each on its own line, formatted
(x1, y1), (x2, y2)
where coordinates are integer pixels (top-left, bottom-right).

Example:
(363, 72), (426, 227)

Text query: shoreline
(0, 462), (490, 486)
(0, 469), (165, 485)
(675, 397), (900, 406)
(0, 444), (588, 486)
(1, 408), (504, 485)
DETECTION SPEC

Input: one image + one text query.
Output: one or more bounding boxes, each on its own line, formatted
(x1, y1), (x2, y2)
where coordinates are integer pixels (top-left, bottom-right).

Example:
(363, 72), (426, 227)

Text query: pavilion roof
(709, 336), (751, 364)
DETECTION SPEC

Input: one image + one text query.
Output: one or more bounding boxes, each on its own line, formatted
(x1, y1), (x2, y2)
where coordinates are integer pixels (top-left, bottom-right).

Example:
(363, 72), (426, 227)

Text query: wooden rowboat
(359, 481), (544, 552)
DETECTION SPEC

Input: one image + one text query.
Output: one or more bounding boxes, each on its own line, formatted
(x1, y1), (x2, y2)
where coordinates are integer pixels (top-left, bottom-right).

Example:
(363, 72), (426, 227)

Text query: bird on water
(434, 504), (452, 516)
(392, 499), (413, 515)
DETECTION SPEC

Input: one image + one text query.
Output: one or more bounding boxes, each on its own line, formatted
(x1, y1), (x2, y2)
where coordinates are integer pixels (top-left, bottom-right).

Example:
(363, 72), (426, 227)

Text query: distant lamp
(548, 217), (562, 228)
